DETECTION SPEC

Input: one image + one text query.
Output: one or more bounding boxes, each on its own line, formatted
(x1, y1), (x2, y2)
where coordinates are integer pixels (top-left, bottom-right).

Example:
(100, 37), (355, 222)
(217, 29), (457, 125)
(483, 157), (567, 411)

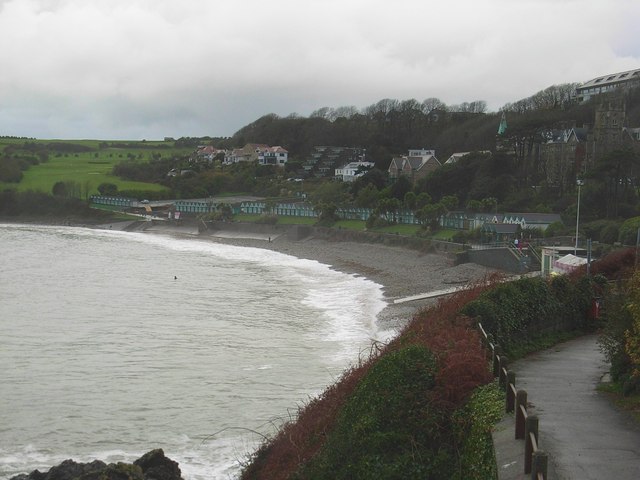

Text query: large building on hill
(576, 68), (640, 102)
(538, 93), (640, 190)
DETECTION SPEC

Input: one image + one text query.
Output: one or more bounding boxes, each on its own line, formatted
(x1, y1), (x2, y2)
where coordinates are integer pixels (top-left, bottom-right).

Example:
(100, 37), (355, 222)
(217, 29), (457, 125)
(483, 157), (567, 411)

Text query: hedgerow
(461, 275), (599, 357)
(451, 381), (505, 480)
(295, 345), (451, 479)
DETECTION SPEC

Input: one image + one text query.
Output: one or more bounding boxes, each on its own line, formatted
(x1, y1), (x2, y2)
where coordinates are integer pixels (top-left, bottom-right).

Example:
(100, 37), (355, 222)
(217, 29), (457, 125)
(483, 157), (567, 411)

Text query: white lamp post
(575, 179), (584, 255)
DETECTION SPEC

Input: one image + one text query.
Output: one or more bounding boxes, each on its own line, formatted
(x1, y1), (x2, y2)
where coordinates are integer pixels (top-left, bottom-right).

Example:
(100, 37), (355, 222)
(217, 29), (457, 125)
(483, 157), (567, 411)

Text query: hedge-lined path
(494, 334), (640, 479)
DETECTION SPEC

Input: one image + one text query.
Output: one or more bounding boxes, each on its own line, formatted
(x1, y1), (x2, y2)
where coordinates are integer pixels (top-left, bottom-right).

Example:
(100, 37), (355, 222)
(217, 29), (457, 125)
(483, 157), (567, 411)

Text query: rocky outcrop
(133, 449), (183, 480)
(9, 449), (183, 480)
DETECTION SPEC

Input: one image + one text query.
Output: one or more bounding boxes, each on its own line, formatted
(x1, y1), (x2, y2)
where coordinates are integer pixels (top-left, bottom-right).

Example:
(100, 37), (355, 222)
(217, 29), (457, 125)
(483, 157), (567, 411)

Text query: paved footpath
(494, 334), (640, 480)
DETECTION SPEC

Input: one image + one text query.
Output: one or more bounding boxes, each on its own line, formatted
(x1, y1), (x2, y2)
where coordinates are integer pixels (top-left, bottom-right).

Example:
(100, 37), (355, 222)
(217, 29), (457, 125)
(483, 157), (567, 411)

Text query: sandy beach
(128, 221), (499, 333)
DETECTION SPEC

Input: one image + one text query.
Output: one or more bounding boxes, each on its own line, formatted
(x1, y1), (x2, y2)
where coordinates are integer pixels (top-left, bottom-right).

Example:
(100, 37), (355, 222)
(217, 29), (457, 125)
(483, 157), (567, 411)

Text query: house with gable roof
(388, 149), (441, 183)
(223, 143), (269, 165)
(257, 146), (288, 167)
(195, 145), (225, 163)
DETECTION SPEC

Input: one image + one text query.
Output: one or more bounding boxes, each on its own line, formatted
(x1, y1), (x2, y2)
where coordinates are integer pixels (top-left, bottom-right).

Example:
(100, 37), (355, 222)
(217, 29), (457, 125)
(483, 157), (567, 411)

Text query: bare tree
(421, 97), (446, 113)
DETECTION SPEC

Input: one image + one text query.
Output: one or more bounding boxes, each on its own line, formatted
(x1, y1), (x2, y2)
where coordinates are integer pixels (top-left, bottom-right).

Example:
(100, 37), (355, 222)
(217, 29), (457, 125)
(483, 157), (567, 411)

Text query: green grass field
(0, 139), (186, 197)
(430, 228), (457, 240)
(372, 223), (422, 235)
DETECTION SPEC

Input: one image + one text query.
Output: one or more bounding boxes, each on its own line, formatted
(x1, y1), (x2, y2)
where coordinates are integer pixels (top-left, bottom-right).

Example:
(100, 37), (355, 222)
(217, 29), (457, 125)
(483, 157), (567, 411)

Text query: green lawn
(1, 144), (178, 196)
(430, 229), (457, 240)
(334, 219), (366, 231)
(372, 223), (422, 235)
(234, 213), (318, 225)
(275, 216), (317, 225)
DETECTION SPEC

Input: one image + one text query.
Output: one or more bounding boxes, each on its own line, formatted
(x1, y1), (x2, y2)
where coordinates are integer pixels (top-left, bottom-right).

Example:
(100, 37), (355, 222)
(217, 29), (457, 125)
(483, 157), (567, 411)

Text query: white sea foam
(0, 224), (389, 480)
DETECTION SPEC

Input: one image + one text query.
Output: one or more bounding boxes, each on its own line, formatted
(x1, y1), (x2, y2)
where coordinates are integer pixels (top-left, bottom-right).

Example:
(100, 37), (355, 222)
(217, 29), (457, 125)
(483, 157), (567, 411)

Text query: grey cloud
(0, 0), (638, 139)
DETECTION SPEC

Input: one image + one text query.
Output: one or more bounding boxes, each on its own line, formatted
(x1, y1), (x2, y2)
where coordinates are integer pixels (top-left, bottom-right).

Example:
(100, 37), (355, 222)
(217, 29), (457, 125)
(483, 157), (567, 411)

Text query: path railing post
(506, 371), (516, 412)
(492, 345), (501, 377)
(515, 390), (527, 439)
(524, 415), (539, 474)
(531, 449), (548, 480)
(499, 355), (509, 388)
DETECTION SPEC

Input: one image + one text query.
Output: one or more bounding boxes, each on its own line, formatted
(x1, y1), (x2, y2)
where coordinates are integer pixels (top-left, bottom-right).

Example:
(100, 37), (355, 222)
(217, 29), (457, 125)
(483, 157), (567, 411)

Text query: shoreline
(133, 221), (500, 332)
(1, 218), (500, 332)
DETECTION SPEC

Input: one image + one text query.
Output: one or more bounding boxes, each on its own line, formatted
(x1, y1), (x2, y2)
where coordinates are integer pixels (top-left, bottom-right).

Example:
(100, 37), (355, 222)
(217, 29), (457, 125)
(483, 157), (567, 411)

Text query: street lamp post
(575, 179), (584, 255)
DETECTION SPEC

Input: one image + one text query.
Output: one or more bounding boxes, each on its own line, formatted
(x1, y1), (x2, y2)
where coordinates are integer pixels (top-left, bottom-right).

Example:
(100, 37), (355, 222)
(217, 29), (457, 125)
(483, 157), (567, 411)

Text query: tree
(421, 97), (446, 113)
(415, 192), (432, 209)
(315, 202), (338, 225)
(0, 158), (23, 182)
(390, 175), (412, 201)
(98, 182), (119, 196)
(440, 195), (459, 211)
(354, 184), (380, 208)
(311, 181), (349, 205)
(466, 199), (483, 213)
(417, 203), (444, 230)
(404, 191), (417, 209)
(52, 181), (68, 197)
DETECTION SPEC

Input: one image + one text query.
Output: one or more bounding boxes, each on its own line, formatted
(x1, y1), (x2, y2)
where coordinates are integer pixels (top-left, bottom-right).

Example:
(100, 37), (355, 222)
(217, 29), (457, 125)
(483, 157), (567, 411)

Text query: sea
(0, 223), (389, 479)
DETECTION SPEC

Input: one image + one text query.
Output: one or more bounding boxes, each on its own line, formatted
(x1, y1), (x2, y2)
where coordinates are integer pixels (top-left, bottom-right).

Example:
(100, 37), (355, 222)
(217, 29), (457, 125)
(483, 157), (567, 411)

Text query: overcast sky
(0, 0), (639, 140)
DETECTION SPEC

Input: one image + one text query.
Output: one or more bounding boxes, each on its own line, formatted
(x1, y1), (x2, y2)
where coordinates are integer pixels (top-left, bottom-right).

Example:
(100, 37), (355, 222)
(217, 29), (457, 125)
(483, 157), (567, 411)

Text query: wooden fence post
(515, 390), (527, 439)
(493, 345), (501, 377)
(524, 415), (539, 474)
(506, 371), (516, 412)
(531, 449), (548, 480)
(499, 355), (509, 388)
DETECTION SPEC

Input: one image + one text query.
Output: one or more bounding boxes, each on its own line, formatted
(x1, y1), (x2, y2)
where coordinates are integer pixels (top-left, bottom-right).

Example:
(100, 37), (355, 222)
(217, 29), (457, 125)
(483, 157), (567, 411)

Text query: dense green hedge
(451, 382), (505, 480)
(0, 189), (108, 220)
(462, 276), (598, 356)
(295, 345), (452, 479)
(293, 344), (503, 480)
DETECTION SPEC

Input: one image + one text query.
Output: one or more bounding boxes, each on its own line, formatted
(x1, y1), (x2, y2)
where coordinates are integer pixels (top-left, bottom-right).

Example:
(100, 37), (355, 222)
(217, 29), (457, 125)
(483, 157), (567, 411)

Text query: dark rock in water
(9, 459), (108, 480)
(134, 449), (183, 480)
(9, 450), (183, 480)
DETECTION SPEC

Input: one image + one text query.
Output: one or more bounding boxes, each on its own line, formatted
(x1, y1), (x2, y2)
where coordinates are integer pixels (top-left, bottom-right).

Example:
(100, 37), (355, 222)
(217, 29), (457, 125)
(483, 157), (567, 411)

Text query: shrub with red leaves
(587, 247), (635, 280)
(239, 274), (500, 479)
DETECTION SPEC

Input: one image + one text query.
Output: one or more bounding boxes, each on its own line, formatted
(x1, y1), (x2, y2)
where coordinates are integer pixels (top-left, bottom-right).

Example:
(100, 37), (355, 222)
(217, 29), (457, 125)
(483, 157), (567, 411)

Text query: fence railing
(479, 322), (548, 480)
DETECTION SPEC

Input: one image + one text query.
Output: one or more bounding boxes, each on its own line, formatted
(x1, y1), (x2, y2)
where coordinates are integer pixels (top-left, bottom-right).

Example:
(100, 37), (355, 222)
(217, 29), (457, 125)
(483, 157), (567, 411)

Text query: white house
(257, 146), (289, 167)
(335, 161), (375, 182)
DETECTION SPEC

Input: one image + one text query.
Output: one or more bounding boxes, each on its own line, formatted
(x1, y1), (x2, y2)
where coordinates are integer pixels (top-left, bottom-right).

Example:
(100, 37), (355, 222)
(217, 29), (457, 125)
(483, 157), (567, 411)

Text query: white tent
(553, 254), (587, 274)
